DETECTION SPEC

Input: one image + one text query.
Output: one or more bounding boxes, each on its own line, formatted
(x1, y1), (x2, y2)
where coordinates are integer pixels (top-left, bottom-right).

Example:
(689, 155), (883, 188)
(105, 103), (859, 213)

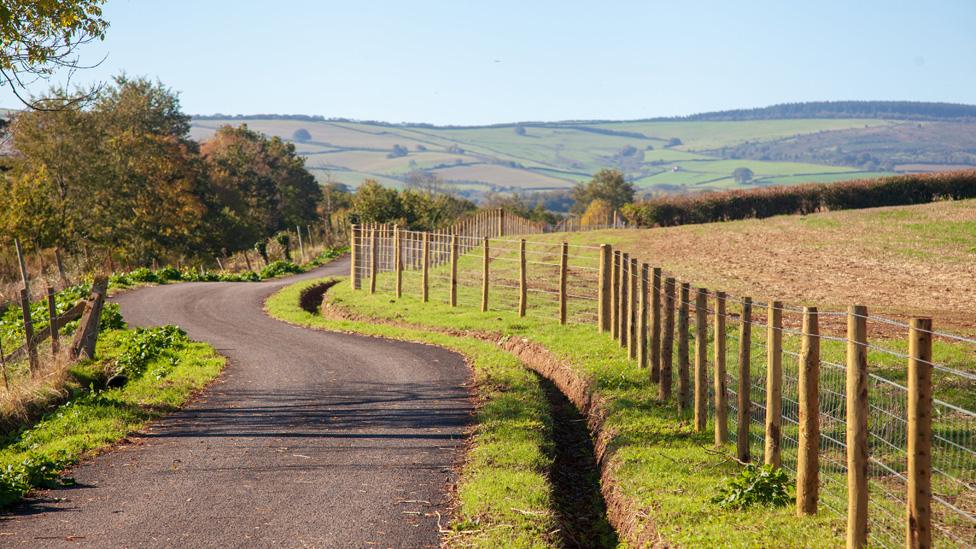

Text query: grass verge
(0, 327), (224, 507)
(275, 277), (848, 547)
(265, 279), (562, 548)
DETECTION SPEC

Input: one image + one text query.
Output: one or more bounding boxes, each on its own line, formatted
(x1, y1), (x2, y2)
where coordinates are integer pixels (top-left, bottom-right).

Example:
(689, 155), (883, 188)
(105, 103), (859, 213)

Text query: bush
(0, 454), (69, 507)
(712, 464), (791, 510)
(113, 325), (188, 380)
(219, 271), (260, 282)
(155, 266), (182, 282)
(308, 247), (346, 267)
(625, 170), (976, 227)
(127, 267), (159, 283)
(260, 260), (304, 279)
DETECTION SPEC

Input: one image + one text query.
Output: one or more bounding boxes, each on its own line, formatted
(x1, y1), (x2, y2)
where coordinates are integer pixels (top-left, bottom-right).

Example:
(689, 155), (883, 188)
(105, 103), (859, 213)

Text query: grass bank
(266, 279), (566, 548)
(273, 277), (846, 547)
(0, 327), (224, 507)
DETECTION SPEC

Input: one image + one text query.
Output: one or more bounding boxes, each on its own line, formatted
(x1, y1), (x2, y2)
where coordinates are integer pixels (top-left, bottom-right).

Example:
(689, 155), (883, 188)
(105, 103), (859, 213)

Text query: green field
(188, 116), (940, 195)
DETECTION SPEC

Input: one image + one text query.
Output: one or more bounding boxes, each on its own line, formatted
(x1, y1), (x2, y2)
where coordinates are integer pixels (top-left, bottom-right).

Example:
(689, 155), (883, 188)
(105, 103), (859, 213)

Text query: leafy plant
(712, 464), (791, 510)
(0, 453), (71, 507)
(155, 266), (182, 282)
(260, 260), (303, 279)
(127, 267), (159, 283)
(113, 325), (188, 380)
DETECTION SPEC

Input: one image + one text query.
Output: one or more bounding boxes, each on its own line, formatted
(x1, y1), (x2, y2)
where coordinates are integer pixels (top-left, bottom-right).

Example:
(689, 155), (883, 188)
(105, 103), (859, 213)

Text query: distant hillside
(183, 101), (976, 205)
(674, 101), (976, 122)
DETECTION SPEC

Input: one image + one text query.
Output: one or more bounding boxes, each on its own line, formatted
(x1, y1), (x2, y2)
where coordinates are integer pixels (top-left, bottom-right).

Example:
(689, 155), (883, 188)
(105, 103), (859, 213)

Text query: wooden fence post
(394, 225), (402, 298)
(518, 239), (527, 317)
(651, 267), (662, 383)
(369, 227), (378, 295)
(694, 288), (709, 432)
(714, 291), (729, 445)
(629, 258), (638, 359)
(559, 242), (568, 324)
(450, 234), (459, 306)
(737, 297), (753, 463)
(638, 264), (649, 368)
(612, 251), (621, 340)
(797, 306), (820, 516)
(598, 245), (612, 332)
(20, 288), (39, 373)
(481, 237), (489, 312)
(69, 278), (108, 360)
(678, 282), (691, 414)
(907, 317), (933, 549)
(422, 232), (430, 302)
(15, 238), (31, 298)
(619, 253), (629, 348)
(497, 208), (504, 237)
(765, 301), (783, 468)
(297, 225), (306, 263)
(350, 224), (360, 289)
(846, 304), (869, 549)
(659, 277), (675, 400)
(47, 287), (59, 354)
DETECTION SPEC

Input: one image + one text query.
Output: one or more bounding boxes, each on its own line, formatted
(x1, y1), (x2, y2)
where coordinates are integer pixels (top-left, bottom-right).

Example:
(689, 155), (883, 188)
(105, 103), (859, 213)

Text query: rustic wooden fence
(349, 226), (976, 549)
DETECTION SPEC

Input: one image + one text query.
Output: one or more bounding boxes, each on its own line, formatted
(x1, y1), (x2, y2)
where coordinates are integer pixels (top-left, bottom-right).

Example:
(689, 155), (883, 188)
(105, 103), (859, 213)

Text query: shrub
(155, 266), (182, 282)
(626, 170), (976, 227)
(712, 464), (791, 510)
(113, 325), (188, 380)
(0, 454), (69, 507)
(127, 267), (159, 283)
(260, 260), (303, 279)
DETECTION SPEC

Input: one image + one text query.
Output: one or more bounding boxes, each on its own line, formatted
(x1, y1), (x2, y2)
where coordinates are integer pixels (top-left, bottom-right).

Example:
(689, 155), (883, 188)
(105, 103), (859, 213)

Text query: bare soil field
(552, 199), (976, 331)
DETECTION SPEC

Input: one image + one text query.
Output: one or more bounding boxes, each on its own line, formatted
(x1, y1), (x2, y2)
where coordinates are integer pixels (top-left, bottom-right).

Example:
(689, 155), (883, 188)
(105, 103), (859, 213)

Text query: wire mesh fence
(350, 222), (975, 548)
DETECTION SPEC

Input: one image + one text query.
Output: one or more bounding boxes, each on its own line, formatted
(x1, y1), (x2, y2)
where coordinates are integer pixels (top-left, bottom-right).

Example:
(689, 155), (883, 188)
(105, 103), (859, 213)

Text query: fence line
(350, 224), (975, 548)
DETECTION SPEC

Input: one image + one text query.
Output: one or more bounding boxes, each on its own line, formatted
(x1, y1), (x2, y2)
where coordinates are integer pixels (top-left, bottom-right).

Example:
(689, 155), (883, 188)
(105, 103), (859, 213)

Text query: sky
(2, 0), (975, 125)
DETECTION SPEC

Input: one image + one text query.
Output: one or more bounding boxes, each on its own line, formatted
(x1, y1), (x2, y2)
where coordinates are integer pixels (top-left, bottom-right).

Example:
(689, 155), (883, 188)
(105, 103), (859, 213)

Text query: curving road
(0, 258), (474, 548)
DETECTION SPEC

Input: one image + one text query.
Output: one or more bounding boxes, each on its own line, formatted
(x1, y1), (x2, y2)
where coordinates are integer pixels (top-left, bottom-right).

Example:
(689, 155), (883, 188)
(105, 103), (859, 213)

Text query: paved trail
(0, 258), (473, 548)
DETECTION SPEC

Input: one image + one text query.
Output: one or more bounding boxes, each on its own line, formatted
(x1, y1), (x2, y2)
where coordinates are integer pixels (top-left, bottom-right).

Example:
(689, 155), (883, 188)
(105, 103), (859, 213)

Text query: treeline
(675, 101), (976, 122)
(0, 76), (323, 266)
(622, 171), (976, 227)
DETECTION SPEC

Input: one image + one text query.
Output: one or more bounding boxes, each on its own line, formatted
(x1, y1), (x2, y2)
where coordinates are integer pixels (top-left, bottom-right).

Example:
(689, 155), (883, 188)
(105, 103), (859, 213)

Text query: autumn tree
(580, 199), (613, 227)
(0, 1), (109, 108)
(571, 168), (635, 213)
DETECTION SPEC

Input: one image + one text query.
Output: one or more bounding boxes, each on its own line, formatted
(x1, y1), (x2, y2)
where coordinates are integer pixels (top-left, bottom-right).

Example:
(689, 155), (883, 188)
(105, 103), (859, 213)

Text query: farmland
(191, 115), (974, 197)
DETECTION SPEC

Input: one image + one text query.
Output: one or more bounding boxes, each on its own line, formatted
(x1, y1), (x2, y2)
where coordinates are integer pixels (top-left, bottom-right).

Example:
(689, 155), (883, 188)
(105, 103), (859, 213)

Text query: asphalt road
(0, 258), (474, 548)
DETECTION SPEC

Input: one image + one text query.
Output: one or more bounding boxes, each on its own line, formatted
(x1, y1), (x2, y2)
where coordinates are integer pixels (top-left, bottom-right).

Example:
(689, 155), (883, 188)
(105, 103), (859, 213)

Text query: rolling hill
(181, 101), (975, 200)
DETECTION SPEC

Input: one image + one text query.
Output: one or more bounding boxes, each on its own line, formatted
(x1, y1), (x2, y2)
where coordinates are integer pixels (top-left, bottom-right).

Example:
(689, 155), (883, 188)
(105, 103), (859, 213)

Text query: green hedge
(623, 171), (976, 227)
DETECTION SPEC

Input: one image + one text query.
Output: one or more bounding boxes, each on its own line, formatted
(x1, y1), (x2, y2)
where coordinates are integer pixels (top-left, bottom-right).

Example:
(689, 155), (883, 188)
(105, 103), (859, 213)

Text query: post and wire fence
(349, 221), (975, 549)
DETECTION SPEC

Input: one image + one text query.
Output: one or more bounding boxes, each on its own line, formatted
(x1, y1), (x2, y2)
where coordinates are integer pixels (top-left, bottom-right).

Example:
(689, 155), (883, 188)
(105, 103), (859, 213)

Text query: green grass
(0, 328), (225, 505)
(265, 280), (560, 548)
(270, 274), (848, 547)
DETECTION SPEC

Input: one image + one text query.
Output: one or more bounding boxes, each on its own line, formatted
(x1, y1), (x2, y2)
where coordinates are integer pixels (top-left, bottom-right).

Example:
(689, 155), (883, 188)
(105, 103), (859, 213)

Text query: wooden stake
(369, 227), (378, 295)
(765, 301), (783, 468)
(714, 291), (729, 445)
(598, 245), (612, 332)
(20, 288), (39, 373)
(638, 263), (649, 368)
(678, 282), (691, 414)
(422, 232), (430, 302)
(628, 258), (638, 359)
(481, 237), (489, 312)
(394, 225), (402, 298)
(619, 253), (629, 348)
(350, 224), (359, 289)
(694, 288), (708, 432)
(518, 239), (527, 317)
(659, 277), (675, 400)
(297, 225), (306, 263)
(907, 317), (933, 549)
(797, 306), (820, 516)
(737, 297), (753, 463)
(611, 251), (621, 340)
(650, 267), (662, 382)
(47, 287), (59, 354)
(559, 242), (568, 324)
(15, 238), (30, 298)
(450, 234), (459, 307)
(0, 338), (8, 390)
(846, 305), (869, 549)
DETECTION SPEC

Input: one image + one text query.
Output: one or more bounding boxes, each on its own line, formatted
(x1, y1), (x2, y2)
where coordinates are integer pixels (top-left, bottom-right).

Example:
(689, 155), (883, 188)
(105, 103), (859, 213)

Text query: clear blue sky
(3, 0), (975, 125)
